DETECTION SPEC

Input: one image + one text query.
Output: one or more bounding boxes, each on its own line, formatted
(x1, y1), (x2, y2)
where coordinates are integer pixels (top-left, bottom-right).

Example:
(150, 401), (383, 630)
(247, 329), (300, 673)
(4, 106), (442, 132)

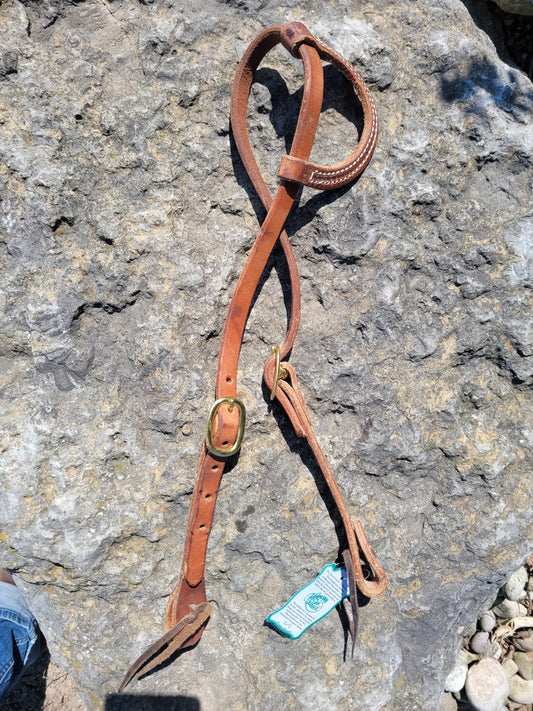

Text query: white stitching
(305, 36), (378, 188)
(309, 109), (377, 180)
(309, 116), (377, 186)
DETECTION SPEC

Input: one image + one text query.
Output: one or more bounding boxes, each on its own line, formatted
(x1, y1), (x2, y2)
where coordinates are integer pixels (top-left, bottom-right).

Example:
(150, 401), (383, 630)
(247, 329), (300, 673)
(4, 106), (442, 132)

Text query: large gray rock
(491, 0), (533, 16)
(1, 1), (532, 710)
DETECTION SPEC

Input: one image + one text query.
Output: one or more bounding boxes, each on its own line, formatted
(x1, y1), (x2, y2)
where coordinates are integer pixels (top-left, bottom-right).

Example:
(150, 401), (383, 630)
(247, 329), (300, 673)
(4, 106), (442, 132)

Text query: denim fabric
(0, 581), (42, 699)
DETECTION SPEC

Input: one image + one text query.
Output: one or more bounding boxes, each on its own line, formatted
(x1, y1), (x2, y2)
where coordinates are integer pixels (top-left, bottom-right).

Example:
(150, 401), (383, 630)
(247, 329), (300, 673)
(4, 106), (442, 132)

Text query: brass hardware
(205, 397), (246, 457)
(270, 345), (288, 400)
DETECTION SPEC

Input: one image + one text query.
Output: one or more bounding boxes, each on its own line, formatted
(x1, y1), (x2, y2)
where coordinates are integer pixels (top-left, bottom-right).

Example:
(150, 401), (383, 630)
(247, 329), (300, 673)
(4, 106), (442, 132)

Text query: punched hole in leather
(120, 21), (387, 690)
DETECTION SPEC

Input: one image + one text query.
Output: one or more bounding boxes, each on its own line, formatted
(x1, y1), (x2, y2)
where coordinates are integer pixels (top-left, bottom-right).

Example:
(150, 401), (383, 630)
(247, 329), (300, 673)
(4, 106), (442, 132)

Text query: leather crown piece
(120, 21), (387, 691)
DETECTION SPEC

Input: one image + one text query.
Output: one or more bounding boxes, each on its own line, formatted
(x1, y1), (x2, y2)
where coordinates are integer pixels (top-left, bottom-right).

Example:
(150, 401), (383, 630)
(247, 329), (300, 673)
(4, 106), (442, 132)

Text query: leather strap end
(351, 520), (388, 598)
(119, 601), (212, 692)
(342, 549), (359, 656)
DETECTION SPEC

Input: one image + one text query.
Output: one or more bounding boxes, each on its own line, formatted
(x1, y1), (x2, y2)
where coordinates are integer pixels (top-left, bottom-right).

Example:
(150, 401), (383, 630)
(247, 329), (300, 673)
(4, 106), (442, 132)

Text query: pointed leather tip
(118, 676), (131, 694)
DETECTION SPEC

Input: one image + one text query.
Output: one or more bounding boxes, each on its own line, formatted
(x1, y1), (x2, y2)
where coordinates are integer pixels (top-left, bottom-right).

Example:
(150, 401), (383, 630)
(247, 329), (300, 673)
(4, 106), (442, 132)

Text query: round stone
(465, 658), (510, 711)
(513, 650), (533, 681)
(439, 691), (458, 711)
(491, 599), (526, 620)
(470, 631), (491, 654)
(502, 566), (529, 602)
(508, 674), (533, 705)
(502, 658), (519, 680)
(480, 610), (496, 632)
(444, 650), (468, 692)
(491, 0), (533, 15)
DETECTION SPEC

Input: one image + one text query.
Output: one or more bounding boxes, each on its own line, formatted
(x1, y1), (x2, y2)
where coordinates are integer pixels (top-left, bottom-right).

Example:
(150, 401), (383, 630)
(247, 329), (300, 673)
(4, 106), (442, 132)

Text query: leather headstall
(119, 21), (387, 691)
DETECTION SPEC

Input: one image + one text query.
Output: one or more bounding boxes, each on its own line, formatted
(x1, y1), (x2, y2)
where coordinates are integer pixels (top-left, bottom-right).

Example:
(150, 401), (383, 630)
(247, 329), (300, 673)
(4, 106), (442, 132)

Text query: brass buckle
(270, 345), (288, 401)
(205, 397), (246, 457)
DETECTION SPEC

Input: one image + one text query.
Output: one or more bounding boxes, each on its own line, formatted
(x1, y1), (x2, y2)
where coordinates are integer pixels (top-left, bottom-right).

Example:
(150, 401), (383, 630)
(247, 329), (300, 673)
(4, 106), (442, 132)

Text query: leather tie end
(119, 601), (212, 692)
(352, 520), (388, 598)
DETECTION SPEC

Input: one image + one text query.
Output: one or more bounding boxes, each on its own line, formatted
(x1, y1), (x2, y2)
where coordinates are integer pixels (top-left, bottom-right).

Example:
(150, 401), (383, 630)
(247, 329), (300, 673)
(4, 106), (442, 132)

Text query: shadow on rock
(440, 55), (532, 115)
(0, 650), (50, 711)
(106, 694), (200, 710)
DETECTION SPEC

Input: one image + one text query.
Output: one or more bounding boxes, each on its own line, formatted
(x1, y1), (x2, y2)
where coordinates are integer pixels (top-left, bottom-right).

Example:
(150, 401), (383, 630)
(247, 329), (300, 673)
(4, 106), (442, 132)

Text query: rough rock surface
(1, 1), (532, 710)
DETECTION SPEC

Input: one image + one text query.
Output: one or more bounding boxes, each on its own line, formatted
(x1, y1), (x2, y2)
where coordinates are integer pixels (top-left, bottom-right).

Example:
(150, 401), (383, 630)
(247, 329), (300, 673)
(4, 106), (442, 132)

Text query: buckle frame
(205, 397), (246, 457)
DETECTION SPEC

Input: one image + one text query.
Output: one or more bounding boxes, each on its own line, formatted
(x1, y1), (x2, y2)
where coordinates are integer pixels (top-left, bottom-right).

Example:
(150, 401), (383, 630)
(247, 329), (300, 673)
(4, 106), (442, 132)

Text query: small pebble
(508, 673), (533, 704)
(502, 658), (519, 680)
(503, 566), (529, 601)
(480, 610), (496, 632)
(465, 658), (510, 711)
(464, 649), (481, 664)
(514, 629), (533, 652)
(439, 691), (458, 711)
(513, 650), (533, 680)
(444, 650), (468, 692)
(470, 630), (491, 654)
(491, 599), (526, 619)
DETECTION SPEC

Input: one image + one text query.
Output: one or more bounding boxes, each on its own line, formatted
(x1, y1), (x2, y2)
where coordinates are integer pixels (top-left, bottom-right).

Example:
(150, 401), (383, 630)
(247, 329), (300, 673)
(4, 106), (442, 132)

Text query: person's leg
(0, 570), (15, 585)
(0, 571), (44, 699)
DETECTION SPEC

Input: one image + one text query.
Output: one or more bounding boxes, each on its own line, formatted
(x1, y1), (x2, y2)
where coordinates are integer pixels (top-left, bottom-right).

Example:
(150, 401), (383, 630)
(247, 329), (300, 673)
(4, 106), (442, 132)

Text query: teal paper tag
(266, 564), (349, 639)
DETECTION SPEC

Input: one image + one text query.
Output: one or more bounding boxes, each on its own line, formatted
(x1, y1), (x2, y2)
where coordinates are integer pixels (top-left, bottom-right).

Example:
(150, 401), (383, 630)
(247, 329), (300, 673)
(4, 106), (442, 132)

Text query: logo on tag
(304, 592), (328, 613)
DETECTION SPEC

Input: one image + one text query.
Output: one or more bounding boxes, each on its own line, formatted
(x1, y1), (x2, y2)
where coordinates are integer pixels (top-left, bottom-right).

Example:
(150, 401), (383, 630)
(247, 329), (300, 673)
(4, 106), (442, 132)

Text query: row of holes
(201, 369), (231, 529)
(199, 462), (220, 530)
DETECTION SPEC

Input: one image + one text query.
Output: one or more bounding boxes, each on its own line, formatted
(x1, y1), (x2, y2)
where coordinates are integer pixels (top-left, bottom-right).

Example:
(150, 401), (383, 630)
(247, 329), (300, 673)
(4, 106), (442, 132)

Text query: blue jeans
(0, 581), (43, 699)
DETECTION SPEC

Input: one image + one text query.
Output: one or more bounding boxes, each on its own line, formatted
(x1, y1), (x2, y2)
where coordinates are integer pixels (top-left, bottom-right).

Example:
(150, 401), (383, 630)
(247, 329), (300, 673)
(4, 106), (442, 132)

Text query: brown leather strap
(264, 362), (387, 600)
(120, 21), (386, 690)
(275, 22), (379, 190)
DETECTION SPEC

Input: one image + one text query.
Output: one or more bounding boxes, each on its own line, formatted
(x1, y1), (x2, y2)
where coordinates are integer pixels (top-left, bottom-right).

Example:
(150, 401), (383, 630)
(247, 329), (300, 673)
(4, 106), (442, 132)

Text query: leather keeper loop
(278, 154), (312, 187)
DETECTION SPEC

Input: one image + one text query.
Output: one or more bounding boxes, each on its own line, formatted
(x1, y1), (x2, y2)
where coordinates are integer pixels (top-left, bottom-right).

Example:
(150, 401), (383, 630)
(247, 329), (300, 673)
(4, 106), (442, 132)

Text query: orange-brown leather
(120, 21), (387, 691)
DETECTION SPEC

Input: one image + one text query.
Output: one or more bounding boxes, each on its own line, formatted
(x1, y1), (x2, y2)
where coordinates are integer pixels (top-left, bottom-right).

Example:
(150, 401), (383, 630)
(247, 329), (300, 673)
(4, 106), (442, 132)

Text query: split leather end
(119, 601), (212, 692)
